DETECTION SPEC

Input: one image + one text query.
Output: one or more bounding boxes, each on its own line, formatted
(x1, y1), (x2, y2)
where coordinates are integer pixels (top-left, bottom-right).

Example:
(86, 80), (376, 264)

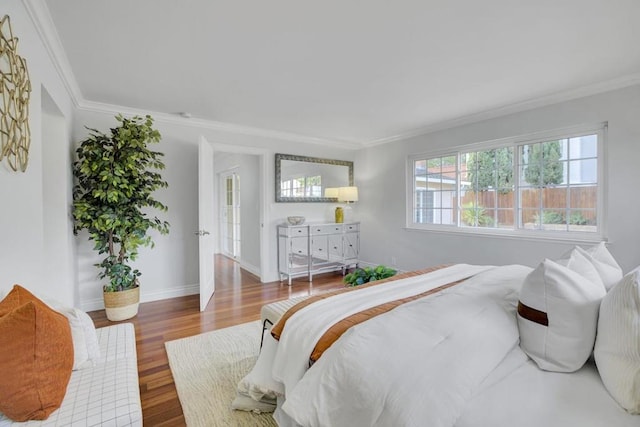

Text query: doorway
(219, 169), (241, 259)
(212, 149), (265, 279)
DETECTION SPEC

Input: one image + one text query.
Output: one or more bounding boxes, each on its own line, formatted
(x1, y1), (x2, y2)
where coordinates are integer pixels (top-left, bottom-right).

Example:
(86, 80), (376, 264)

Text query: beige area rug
(165, 321), (277, 427)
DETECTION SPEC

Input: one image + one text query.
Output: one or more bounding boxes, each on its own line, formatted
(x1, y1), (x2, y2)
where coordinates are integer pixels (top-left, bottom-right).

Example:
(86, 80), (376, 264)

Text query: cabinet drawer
(344, 223), (359, 232)
(280, 226), (308, 237)
(311, 224), (342, 235)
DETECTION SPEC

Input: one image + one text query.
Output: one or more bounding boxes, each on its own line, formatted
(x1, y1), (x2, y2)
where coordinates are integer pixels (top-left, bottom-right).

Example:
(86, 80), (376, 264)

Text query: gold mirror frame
(0, 15), (32, 172)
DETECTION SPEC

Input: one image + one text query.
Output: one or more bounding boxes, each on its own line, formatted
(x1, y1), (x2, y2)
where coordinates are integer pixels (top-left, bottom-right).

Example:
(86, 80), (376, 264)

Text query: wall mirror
(275, 153), (353, 202)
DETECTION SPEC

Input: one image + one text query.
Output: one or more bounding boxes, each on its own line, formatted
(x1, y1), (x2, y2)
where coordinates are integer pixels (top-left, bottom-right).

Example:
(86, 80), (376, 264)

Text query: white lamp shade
(338, 186), (358, 202)
(324, 187), (339, 198)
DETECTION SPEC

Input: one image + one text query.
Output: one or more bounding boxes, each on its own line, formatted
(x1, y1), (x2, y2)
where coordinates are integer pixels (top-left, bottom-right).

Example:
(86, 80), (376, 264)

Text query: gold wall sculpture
(0, 15), (32, 172)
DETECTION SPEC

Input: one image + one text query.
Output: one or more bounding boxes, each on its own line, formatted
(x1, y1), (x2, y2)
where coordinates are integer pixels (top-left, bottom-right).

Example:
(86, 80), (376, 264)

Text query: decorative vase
(103, 287), (140, 321)
(335, 206), (344, 223)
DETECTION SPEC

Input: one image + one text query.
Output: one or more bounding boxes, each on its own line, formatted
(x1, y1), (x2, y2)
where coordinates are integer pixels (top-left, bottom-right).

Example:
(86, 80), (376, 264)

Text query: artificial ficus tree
(72, 115), (170, 292)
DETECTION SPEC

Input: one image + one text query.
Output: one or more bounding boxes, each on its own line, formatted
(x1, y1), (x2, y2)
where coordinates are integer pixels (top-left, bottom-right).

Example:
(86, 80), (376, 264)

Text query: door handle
(194, 230), (211, 236)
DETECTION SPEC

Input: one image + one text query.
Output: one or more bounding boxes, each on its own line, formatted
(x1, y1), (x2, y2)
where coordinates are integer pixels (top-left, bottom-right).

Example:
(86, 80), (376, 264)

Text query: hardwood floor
(88, 255), (347, 426)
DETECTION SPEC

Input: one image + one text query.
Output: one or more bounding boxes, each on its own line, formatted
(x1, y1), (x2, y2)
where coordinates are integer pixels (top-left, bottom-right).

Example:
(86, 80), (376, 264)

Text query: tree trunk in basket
(103, 287), (140, 321)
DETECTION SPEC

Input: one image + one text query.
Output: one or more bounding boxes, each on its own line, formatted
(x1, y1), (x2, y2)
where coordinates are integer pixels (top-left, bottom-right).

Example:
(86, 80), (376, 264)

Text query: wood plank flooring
(88, 255), (347, 426)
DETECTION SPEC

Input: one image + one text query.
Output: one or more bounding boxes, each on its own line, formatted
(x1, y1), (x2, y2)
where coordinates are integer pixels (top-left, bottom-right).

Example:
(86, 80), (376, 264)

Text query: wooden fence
(456, 186), (597, 225)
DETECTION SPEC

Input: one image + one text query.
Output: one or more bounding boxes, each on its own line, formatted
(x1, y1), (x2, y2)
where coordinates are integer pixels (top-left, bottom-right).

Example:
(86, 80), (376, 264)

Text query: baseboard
(357, 261), (376, 269)
(353, 261), (406, 274)
(80, 298), (107, 313)
(80, 283), (200, 312)
(143, 284), (200, 302)
(238, 260), (260, 277)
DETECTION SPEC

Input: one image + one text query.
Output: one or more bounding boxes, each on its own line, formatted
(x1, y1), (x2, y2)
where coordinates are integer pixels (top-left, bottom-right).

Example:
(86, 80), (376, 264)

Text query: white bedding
(456, 350), (639, 427)
(243, 263), (639, 427)
(273, 264), (493, 394)
(279, 264), (530, 427)
(239, 264), (492, 401)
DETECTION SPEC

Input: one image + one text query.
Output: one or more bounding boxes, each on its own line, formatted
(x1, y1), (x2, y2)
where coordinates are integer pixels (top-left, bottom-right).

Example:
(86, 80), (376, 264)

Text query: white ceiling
(43, 0), (640, 147)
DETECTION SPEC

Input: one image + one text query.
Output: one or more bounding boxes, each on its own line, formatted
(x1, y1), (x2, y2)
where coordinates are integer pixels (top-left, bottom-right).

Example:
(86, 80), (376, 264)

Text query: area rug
(165, 321), (277, 427)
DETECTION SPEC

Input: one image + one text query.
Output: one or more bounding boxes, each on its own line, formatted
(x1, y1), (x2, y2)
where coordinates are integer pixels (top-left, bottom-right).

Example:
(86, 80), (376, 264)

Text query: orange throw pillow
(0, 285), (74, 421)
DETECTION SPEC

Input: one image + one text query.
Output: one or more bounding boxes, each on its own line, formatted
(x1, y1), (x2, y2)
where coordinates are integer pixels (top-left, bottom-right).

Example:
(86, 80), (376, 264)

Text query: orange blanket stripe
(271, 265), (471, 364)
(270, 265), (448, 341)
(309, 275), (468, 363)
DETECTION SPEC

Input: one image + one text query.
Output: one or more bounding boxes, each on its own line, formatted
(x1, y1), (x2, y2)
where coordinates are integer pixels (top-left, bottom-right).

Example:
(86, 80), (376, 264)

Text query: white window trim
(405, 122), (607, 243)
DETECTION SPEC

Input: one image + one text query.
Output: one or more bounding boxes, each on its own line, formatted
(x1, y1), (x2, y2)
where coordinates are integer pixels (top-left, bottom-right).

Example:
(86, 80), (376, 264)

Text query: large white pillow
(517, 258), (606, 372)
(576, 242), (623, 291)
(556, 247), (605, 289)
(594, 270), (640, 414)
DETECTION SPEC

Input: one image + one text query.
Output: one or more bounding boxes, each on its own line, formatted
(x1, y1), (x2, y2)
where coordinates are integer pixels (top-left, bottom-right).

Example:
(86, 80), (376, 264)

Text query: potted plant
(344, 265), (397, 287)
(72, 114), (170, 321)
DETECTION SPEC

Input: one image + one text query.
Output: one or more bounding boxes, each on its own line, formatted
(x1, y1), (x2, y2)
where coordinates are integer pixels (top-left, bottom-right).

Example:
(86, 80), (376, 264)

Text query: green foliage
(72, 115), (170, 292)
(523, 141), (563, 187)
(533, 210), (565, 226)
(466, 148), (513, 193)
(569, 212), (589, 226)
(461, 202), (494, 227)
(344, 265), (397, 287)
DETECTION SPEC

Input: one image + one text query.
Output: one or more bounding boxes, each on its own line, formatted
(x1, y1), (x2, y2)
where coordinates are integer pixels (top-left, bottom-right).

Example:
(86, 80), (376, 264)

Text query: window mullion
(566, 155), (571, 231)
(456, 153), (461, 227)
(513, 145), (519, 231)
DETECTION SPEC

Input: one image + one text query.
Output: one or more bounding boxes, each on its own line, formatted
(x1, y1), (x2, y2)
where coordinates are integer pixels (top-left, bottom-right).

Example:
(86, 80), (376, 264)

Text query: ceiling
(43, 0), (640, 147)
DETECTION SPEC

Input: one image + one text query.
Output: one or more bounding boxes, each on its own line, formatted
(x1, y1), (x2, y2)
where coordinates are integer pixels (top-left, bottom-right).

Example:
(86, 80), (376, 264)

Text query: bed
(237, 245), (640, 427)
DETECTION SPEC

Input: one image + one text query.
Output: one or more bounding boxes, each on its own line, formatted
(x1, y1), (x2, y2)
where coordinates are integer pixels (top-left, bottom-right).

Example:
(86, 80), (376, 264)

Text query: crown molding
(364, 73), (640, 147)
(22, 0), (83, 107)
(76, 99), (364, 149)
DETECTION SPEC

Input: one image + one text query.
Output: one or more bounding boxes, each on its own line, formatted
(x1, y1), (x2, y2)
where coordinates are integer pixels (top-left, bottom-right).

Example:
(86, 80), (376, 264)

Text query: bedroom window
(408, 124), (605, 240)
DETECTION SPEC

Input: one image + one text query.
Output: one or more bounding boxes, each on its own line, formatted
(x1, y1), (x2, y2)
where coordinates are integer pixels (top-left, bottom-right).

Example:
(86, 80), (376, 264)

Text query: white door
(198, 138), (215, 311)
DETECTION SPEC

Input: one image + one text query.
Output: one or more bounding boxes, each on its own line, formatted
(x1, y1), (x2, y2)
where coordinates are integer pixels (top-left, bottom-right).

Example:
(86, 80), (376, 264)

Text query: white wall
(41, 89), (75, 305)
(356, 84), (640, 273)
(0, 1), (75, 305)
(73, 108), (355, 309)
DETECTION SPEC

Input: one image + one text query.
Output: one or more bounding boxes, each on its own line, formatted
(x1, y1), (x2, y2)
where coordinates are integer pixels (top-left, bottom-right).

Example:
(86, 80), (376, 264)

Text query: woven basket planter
(103, 287), (140, 321)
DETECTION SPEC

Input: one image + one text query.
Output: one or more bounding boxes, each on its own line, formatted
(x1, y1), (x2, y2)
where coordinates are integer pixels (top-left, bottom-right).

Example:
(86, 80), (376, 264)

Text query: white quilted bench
(0, 323), (142, 427)
(260, 295), (312, 347)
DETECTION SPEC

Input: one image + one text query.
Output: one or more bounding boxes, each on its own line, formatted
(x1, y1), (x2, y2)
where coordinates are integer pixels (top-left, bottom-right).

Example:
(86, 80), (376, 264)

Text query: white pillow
(517, 258), (606, 372)
(594, 270), (640, 414)
(77, 309), (101, 362)
(556, 247), (605, 289)
(576, 242), (623, 291)
(64, 307), (101, 369)
(44, 299), (101, 370)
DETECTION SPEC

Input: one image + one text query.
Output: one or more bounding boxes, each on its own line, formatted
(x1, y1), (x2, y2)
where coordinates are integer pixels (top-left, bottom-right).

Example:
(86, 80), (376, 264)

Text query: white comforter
(280, 265), (531, 427)
(240, 264), (532, 427)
